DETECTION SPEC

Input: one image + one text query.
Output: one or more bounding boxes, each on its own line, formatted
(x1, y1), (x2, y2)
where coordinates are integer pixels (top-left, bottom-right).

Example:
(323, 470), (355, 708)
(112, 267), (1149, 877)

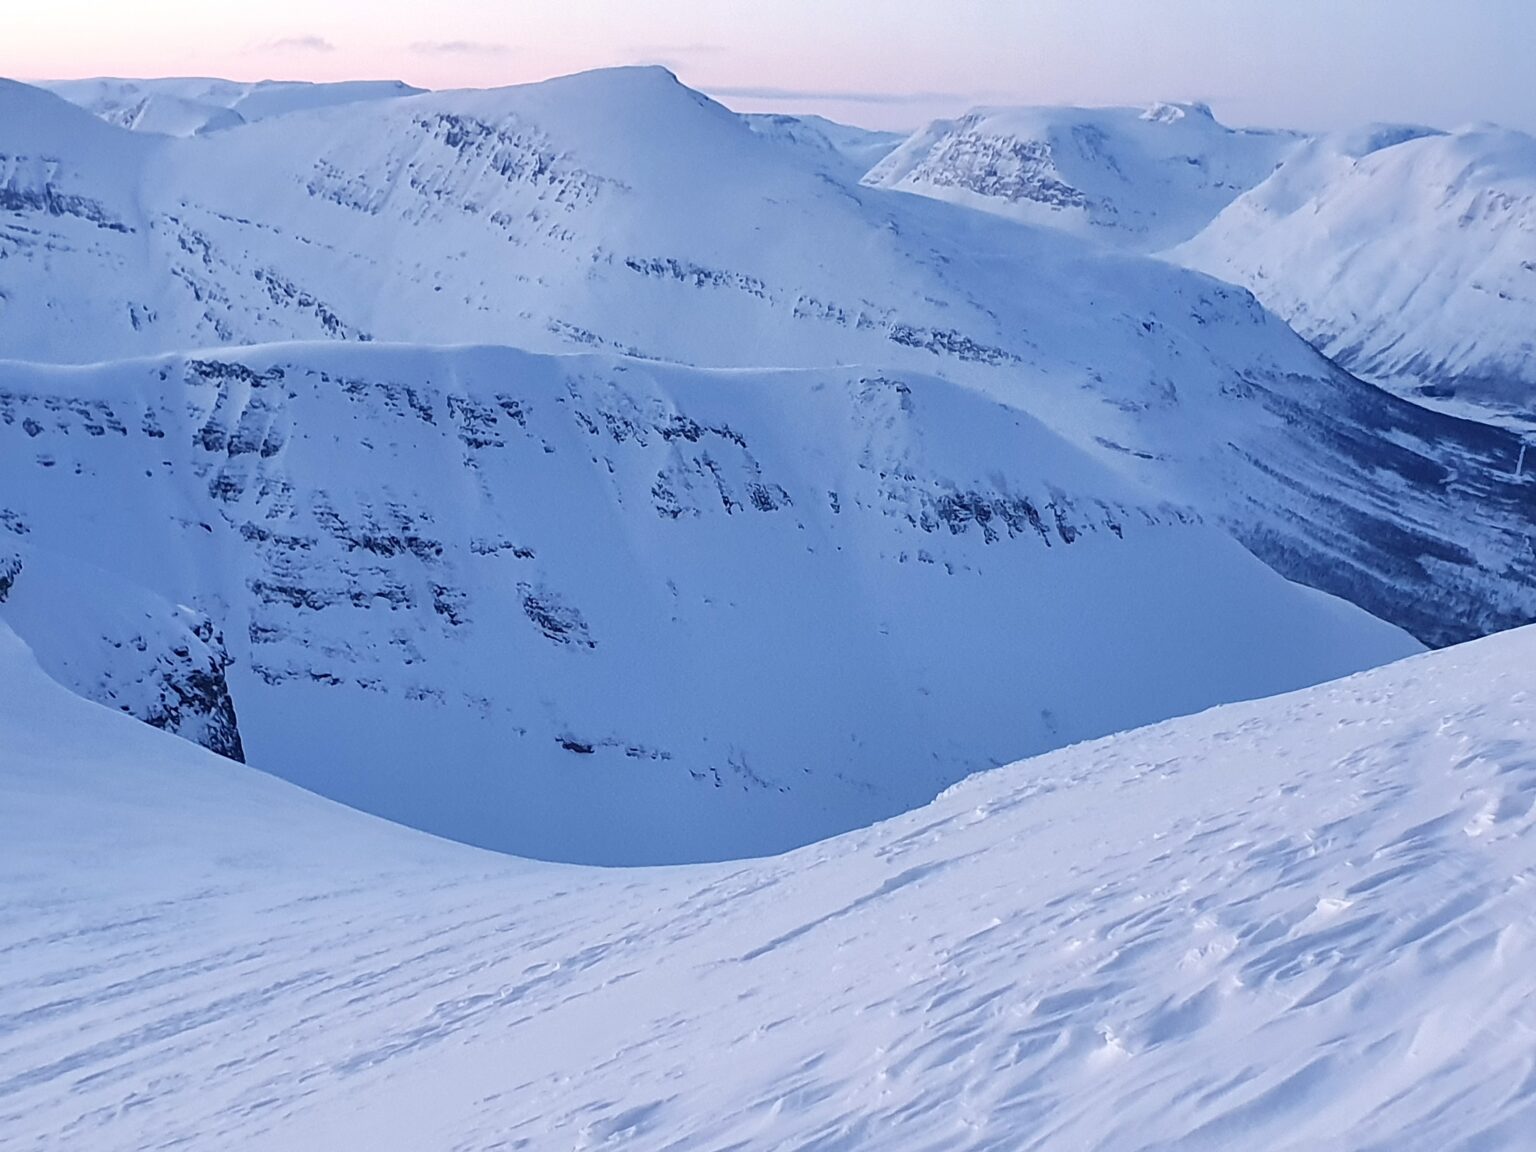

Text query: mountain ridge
(0, 339), (1416, 863)
(3, 69), (1532, 646)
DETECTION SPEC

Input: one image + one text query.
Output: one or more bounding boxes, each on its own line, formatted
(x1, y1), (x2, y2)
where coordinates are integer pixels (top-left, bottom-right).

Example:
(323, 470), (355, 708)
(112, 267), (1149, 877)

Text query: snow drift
(2, 613), (1533, 1149)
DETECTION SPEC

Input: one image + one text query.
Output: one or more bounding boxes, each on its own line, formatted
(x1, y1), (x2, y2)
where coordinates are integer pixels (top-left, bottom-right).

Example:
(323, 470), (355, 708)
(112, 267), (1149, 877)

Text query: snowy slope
(1175, 125), (1536, 428)
(0, 80), (166, 351)
(863, 102), (1299, 251)
(41, 76), (423, 136)
(743, 112), (905, 178)
(0, 342), (1415, 864)
(4, 616), (1535, 1150)
(2, 69), (1532, 644)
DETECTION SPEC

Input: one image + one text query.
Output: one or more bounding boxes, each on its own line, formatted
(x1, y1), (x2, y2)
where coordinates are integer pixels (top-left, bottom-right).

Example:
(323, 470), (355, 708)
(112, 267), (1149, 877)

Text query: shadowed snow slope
(3, 620), (1534, 1150)
(0, 343), (1415, 863)
(1174, 126), (1536, 429)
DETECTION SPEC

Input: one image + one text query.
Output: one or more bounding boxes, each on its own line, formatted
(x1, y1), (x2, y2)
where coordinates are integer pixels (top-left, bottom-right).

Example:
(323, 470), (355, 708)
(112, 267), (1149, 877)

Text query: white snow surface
(1174, 125), (1536, 427)
(863, 102), (1299, 252)
(39, 76), (424, 136)
(743, 112), (906, 178)
(3, 617), (1535, 1150)
(0, 342), (1416, 864)
(4, 68), (1534, 645)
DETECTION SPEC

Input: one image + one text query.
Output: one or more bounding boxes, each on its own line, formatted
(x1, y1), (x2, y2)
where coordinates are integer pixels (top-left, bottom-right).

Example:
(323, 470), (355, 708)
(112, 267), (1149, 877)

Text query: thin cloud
(706, 84), (973, 106)
(410, 40), (514, 57)
(632, 43), (726, 58)
(264, 35), (337, 53)
(631, 43), (728, 71)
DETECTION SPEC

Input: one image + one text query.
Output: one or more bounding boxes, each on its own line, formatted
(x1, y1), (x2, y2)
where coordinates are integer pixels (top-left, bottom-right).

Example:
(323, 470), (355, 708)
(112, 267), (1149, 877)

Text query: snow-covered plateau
(3, 613), (1534, 1150)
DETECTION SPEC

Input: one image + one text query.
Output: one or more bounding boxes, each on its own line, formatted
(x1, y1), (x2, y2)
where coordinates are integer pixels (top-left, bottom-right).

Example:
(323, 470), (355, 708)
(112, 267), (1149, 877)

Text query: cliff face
(0, 344), (1415, 864)
(0, 541), (244, 761)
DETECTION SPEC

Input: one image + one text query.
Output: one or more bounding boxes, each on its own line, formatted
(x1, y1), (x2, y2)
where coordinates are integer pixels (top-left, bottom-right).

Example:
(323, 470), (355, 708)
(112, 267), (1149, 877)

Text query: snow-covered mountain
(0, 539), (243, 759)
(743, 111), (906, 178)
(41, 76), (424, 136)
(5, 611), (1534, 1149)
(3, 69), (1532, 646)
(1175, 125), (1536, 429)
(863, 102), (1299, 252)
(0, 342), (1415, 863)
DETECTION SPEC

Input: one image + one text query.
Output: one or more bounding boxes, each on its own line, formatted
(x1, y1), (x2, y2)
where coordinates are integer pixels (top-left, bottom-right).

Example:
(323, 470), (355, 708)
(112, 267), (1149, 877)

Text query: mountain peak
(1140, 100), (1215, 123)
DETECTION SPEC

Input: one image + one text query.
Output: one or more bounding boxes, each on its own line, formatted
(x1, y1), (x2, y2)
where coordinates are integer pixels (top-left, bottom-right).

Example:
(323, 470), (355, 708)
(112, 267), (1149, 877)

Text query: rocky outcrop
(0, 542), (244, 761)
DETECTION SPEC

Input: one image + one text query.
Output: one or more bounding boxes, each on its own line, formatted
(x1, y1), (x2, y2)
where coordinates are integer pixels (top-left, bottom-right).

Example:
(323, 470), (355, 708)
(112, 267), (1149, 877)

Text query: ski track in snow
(3, 623), (1535, 1150)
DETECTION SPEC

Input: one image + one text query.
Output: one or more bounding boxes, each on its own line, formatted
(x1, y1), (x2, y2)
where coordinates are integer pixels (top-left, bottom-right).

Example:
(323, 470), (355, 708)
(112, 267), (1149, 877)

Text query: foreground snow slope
(863, 102), (1299, 252)
(1175, 126), (1536, 428)
(4, 619), (1534, 1150)
(3, 70), (1533, 644)
(0, 342), (1415, 863)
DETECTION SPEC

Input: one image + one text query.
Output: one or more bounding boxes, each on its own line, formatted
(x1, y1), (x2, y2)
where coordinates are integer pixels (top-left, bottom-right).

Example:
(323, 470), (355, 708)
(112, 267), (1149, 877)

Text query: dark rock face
(141, 614), (246, 762)
(0, 544), (246, 763)
(519, 583), (595, 648)
(0, 174), (133, 233)
(892, 124), (1089, 210)
(0, 554), (19, 602)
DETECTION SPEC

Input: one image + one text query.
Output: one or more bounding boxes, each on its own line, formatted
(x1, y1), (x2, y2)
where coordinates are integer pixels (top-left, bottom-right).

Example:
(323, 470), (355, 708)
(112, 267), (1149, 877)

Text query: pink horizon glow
(7, 0), (1535, 134)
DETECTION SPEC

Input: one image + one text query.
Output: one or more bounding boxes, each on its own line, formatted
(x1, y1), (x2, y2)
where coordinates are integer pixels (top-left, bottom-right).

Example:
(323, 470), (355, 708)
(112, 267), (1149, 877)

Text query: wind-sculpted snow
(1175, 126), (1536, 429)
(3, 618), (1534, 1149)
(0, 343), (1413, 863)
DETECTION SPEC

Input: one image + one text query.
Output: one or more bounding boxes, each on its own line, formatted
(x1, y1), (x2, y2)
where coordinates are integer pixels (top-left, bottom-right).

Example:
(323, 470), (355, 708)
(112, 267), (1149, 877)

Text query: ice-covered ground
(4, 617), (1534, 1150)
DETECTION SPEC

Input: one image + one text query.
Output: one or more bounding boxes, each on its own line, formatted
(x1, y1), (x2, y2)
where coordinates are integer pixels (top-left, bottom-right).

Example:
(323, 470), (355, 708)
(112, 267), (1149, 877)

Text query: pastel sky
(8, 0), (1535, 133)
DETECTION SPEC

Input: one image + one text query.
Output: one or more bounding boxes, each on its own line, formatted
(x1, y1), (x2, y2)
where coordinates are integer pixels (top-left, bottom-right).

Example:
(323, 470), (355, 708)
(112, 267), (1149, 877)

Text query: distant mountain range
(857, 98), (1536, 430)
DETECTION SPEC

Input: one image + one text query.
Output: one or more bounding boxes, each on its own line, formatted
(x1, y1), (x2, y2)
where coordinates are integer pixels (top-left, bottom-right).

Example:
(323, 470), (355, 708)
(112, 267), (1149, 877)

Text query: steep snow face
(1175, 126), (1536, 429)
(41, 76), (424, 136)
(1, 69), (1532, 644)
(0, 343), (1416, 863)
(863, 102), (1300, 251)
(4, 617), (1535, 1150)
